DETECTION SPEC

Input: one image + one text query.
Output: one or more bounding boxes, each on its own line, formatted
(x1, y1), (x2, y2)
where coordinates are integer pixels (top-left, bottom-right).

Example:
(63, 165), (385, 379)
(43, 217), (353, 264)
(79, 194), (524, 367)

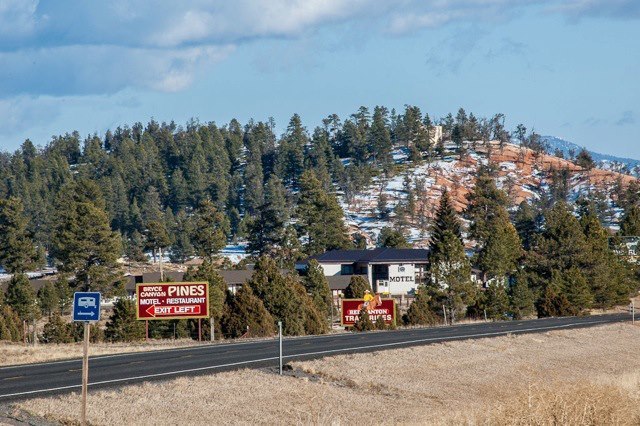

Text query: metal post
(484, 309), (488, 322)
(81, 322), (90, 426)
(278, 321), (283, 375)
(145, 320), (149, 341)
(198, 318), (202, 342)
(173, 323), (176, 340)
(210, 316), (214, 342)
(633, 300), (635, 324)
(32, 318), (37, 346)
(443, 305), (447, 326)
(159, 247), (164, 282)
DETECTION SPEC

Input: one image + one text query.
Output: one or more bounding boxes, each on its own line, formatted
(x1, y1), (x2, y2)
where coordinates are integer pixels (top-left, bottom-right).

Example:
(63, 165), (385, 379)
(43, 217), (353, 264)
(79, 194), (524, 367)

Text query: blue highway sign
(73, 292), (101, 322)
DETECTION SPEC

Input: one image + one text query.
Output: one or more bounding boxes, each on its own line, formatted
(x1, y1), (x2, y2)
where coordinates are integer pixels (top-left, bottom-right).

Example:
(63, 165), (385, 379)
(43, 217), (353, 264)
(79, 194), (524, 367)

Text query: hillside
(542, 135), (640, 174)
(343, 140), (638, 248)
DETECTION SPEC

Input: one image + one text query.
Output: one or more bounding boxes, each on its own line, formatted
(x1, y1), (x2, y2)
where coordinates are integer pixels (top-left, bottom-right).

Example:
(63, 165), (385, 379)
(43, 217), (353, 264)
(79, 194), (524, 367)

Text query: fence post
(443, 305), (447, 326)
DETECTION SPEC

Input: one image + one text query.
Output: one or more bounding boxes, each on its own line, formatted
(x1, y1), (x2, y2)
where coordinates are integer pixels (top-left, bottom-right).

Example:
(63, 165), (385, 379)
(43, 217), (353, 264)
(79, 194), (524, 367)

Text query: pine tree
(37, 282), (58, 317)
(526, 202), (588, 283)
(51, 179), (122, 292)
(145, 220), (171, 264)
(404, 289), (439, 325)
(41, 313), (74, 343)
(465, 170), (510, 242)
(431, 190), (462, 243)
(0, 196), (40, 273)
(428, 190), (476, 320)
(296, 171), (350, 255)
(580, 209), (634, 308)
(513, 201), (538, 250)
(54, 275), (73, 314)
(620, 204), (640, 236)
(553, 268), (593, 315)
(105, 298), (145, 342)
(508, 272), (536, 319)
(0, 306), (23, 341)
(575, 148), (595, 170)
(484, 281), (510, 320)
(247, 176), (289, 256)
(125, 230), (147, 262)
(221, 285), (275, 338)
(377, 227), (409, 248)
(169, 169), (189, 212)
(248, 256), (326, 336)
(476, 215), (522, 281)
(5, 273), (38, 321)
(169, 210), (195, 263)
(368, 106), (393, 171)
(276, 114), (307, 188)
(192, 200), (230, 260)
(304, 260), (333, 318)
(344, 275), (371, 299)
(184, 259), (228, 339)
(536, 282), (572, 318)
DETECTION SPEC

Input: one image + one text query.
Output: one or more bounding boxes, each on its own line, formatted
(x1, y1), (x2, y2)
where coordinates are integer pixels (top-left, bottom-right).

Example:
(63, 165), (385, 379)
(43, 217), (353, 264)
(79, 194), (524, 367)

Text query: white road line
(1, 315), (625, 371)
(0, 318), (611, 399)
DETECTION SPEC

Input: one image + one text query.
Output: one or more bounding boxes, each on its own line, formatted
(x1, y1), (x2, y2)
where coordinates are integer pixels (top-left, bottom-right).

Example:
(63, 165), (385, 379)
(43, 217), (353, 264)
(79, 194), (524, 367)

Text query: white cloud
(0, 0), (637, 101)
(0, 0), (38, 39)
(0, 95), (60, 139)
(0, 44), (234, 97)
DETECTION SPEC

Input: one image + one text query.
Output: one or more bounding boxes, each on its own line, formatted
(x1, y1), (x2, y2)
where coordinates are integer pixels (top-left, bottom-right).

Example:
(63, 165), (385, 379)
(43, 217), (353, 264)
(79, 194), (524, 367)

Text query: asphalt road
(0, 313), (630, 401)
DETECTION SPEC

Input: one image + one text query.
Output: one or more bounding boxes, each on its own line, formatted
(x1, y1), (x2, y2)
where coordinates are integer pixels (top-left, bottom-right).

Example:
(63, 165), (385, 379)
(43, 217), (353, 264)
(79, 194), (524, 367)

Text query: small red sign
(136, 282), (209, 320)
(341, 297), (396, 326)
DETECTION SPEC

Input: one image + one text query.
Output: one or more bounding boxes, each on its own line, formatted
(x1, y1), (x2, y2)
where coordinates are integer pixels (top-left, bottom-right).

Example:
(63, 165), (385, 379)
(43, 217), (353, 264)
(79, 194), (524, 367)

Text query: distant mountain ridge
(541, 136), (640, 171)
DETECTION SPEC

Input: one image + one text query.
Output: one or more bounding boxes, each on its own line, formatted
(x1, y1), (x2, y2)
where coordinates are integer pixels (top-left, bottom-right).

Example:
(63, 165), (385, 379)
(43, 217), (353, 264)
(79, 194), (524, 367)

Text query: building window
(341, 264), (354, 275)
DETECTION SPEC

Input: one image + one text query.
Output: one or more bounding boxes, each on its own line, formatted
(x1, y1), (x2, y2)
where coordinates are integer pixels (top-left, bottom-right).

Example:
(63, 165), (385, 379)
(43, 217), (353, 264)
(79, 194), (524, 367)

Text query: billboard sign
(341, 297), (395, 326)
(136, 282), (209, 320)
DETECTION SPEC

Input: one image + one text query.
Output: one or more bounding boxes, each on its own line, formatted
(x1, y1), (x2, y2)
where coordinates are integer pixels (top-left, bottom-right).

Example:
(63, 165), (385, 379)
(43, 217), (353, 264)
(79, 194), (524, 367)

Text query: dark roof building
(296, 248), (429, 295)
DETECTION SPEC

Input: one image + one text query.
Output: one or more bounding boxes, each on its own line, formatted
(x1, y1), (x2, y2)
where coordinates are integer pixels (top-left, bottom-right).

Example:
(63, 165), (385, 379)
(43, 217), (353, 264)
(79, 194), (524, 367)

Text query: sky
(0, 0), (638, 158)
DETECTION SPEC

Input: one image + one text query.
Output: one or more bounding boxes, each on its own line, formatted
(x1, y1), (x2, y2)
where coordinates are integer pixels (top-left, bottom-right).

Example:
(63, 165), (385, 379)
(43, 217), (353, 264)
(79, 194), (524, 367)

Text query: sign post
(73, 292), (101, 426)
(278, 321), (283, 375)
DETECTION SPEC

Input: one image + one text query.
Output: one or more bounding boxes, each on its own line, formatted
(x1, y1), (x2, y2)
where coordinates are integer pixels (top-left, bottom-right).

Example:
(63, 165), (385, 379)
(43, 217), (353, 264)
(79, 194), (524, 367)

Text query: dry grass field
(13, 323), (640, 425)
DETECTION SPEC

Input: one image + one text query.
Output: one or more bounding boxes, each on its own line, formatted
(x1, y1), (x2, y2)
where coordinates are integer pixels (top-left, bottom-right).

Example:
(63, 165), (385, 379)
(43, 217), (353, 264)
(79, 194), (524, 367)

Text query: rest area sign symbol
(73, 292), (101, 322)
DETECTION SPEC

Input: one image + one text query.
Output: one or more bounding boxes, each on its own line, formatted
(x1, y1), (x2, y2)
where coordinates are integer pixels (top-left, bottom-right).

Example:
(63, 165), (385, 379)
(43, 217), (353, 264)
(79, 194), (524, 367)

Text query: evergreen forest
(1, 105), (639, 341)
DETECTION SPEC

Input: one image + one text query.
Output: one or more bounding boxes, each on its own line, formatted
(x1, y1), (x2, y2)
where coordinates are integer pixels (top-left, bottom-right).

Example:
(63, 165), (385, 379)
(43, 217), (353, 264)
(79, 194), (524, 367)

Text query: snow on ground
(339, 141), (633, 249)
(221, 244), (249, 264)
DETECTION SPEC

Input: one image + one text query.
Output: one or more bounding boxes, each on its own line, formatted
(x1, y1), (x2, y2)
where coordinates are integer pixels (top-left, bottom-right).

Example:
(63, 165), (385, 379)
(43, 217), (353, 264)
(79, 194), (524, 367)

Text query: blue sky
(0, 0), (638, 158)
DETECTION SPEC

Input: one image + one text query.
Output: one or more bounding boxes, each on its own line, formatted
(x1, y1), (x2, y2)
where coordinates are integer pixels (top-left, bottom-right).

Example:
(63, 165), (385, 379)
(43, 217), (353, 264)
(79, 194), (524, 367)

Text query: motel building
(295, 248), (429, 295)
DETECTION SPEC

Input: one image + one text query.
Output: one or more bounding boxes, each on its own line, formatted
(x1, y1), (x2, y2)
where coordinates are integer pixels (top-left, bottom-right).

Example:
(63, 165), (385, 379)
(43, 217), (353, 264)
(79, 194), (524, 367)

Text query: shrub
(105, 298), (145, 342)
(353, 308), (374, 332)
(41, 313), (74, 344)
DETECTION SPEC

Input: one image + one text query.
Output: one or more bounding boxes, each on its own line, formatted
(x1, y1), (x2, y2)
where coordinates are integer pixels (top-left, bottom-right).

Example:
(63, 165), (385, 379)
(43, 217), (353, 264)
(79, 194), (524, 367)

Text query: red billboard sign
(341, 298), (396, 326)
(136, 282), (209, 320)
